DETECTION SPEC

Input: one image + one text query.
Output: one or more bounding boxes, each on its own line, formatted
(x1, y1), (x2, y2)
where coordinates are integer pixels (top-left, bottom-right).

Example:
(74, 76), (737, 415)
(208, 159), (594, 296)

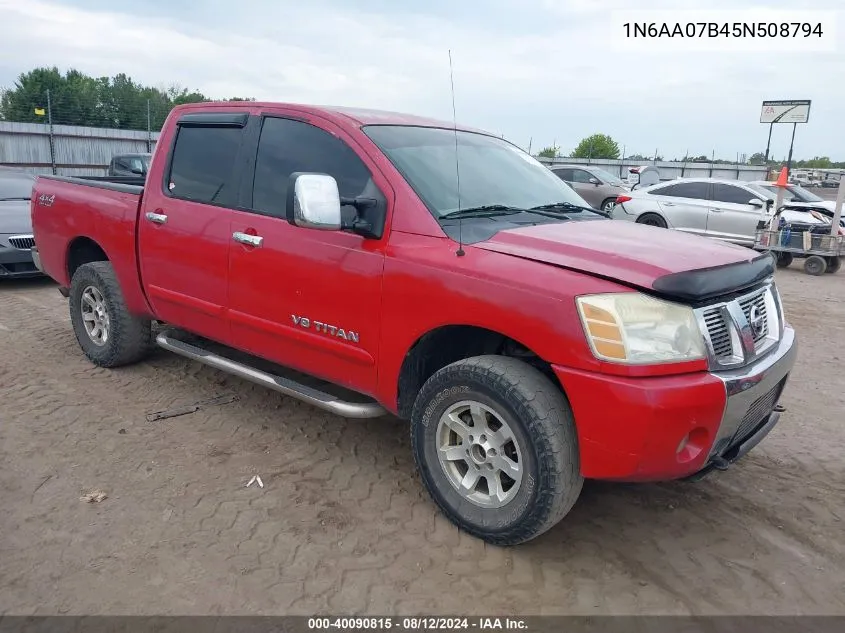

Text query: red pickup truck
(31, 102), (796, 544)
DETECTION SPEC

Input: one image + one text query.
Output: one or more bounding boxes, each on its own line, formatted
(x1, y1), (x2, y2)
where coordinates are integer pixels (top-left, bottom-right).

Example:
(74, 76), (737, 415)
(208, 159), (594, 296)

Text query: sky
(0, 0), (842, 161)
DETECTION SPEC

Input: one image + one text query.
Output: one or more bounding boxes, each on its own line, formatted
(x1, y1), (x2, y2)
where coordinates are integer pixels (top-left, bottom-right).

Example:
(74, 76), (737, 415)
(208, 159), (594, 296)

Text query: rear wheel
(69, 262), (154, 367)
(825, 257), (841, 274)
(600, 198), (616, 213)
(410, 355), (582, 545)
(637, 213), (667, 228)
(803, 255), (827, 276)
(775, 252), (793, 268)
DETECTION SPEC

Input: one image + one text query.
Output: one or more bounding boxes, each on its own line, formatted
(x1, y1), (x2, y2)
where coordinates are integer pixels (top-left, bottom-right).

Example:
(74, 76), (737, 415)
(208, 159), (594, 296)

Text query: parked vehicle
(108, 153), (151, 178)
(31, 102), (796, 545)
(612, 177), (830, 246)
(0, 168), (41, 279)
(549, 164), (630, 213)
(747, 181), (845, 231)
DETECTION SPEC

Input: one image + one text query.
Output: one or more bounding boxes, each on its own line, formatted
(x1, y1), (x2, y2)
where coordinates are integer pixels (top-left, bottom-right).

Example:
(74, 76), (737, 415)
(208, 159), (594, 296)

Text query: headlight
(576, 292), (706, 364)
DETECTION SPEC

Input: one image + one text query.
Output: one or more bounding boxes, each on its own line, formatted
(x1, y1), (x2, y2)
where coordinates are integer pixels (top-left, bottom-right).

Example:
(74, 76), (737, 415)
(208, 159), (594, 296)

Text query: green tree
(538, 145), (559, 158)
(748, 152), (767, 165)
(572, 134), (620, 159)
(0, 67), (250, 131)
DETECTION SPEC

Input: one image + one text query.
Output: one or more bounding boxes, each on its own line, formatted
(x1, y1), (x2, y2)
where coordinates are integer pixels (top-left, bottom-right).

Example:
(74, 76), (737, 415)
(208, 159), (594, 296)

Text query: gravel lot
(0, 268), (843, 616)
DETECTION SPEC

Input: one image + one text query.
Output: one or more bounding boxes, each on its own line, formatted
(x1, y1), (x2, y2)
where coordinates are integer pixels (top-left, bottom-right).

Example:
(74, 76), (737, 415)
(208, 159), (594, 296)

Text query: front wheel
(600, 198), (616, 213)
(410, 356), (583, 545)
(804, 255), (827, 276)
(637, 213), (668, 228)
(825, 257), (841, 274)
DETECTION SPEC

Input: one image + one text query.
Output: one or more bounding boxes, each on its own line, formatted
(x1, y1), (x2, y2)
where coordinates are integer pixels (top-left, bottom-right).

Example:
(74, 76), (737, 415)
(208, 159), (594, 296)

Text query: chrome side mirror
(287, 173), (342, 231)
(748, 198), (764, 207)
(588, 177), (600, 185)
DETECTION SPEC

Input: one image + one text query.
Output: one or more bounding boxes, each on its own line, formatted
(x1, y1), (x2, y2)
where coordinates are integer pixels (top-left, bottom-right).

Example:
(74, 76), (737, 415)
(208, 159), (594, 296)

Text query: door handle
(711, 207), (724, 212)
(145, 211), (168, 224)
(233, 232), (263, 247)
(663, 202), (675, 206)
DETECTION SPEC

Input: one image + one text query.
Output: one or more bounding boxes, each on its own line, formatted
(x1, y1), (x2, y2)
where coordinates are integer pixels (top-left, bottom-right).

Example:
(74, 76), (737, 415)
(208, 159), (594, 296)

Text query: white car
(612, 177), (831, 246)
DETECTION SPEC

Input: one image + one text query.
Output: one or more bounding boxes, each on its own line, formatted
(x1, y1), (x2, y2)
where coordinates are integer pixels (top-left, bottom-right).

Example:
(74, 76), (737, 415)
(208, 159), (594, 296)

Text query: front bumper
(553, 325), (797, 481)
(0, 245), (41, 278)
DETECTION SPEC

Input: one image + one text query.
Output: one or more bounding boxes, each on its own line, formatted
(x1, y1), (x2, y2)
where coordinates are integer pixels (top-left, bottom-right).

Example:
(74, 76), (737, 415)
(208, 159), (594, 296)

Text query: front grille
(733, 378), (785, 442)
(694, 281), (782, 370)
(702, 308), (732, 360)
(9, 235), (35, 250)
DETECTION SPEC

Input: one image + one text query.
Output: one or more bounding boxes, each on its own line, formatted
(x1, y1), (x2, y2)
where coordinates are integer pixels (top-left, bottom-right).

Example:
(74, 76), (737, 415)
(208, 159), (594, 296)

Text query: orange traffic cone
(775, 166), (788, 187)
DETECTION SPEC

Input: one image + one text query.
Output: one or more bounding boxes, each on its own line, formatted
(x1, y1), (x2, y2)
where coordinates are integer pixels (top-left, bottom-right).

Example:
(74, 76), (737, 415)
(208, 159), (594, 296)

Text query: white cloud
(0, 0), (842, 159)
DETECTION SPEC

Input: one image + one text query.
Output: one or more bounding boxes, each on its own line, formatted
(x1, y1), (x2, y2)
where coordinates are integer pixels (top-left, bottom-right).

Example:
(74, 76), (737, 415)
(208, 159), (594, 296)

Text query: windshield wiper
(440, 204), (525, 219)
(529, 202), (609, 218)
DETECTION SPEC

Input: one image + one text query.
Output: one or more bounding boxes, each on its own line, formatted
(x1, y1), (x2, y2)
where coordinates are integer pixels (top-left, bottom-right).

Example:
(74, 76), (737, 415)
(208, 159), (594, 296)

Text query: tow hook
(710, 455), (731, 471)
(773, 404), (786, 413)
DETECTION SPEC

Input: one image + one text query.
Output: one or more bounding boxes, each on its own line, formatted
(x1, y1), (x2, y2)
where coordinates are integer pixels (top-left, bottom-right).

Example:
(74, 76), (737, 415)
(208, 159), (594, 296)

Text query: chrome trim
(693, 278), (782, 371)
(155, 331), (386, 419)
(8, 234), (35, 250)
(708, 326), (796, 458)
(232, 232), (263, 247)
(145, 211), (168, 225)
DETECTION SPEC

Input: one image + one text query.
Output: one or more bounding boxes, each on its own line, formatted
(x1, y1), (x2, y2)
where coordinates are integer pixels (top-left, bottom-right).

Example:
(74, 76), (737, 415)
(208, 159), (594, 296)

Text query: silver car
(549, 164), (631, 213)
(0, 169), (40, 279)
(612, 177), (777, 246)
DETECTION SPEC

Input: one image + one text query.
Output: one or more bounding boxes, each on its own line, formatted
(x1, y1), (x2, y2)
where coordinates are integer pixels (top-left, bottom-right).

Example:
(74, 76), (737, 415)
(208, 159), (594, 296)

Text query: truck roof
(170, 101), (489, 135)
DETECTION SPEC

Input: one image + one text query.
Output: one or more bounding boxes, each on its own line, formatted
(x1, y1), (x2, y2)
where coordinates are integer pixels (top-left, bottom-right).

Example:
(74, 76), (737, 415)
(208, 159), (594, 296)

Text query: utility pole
(46, 89), (56, 175)
(763, 121), (774, 164)
(146, 99), (152, 153)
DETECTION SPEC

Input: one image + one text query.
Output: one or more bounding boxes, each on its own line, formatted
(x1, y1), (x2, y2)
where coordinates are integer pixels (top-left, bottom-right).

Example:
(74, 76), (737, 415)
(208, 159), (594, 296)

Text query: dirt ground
(0, 267), (843, 616)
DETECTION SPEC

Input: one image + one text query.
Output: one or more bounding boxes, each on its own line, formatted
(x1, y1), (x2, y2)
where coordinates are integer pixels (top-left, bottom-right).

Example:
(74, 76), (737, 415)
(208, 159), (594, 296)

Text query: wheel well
(67, 237), (109, 281)
(396, 325), (560, 420)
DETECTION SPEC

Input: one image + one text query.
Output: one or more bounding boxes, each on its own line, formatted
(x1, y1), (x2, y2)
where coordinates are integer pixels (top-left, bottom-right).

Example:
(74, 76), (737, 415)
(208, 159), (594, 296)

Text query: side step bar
(155, 331), (387, 419)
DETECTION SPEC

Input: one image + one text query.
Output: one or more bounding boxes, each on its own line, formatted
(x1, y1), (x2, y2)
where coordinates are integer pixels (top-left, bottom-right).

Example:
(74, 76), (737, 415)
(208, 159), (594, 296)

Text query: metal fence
(0, 121), (159, 176)
(537, 156), (770, 182)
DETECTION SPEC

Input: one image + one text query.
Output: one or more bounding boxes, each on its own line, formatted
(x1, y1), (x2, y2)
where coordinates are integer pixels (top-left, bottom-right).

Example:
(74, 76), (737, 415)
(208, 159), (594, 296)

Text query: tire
(600, 198), (616, 213)
(776, 252), (793, 268)
(69, 261), (154, 367)
(410, 355), (583, 545)
(825, 257), (841, 274)
(637, 213), (667, 228)
(803, 255), (827, 276)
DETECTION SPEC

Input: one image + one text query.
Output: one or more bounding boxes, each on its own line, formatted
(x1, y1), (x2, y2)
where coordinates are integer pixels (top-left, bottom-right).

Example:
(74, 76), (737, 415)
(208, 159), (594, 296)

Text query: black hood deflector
(651, 251), (775, 304)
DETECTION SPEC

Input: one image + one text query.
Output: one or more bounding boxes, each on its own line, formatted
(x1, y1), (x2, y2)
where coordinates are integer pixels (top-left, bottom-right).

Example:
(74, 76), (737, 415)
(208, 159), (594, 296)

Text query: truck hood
(474, 220), (772, 302)
(0, 199), (33, 235)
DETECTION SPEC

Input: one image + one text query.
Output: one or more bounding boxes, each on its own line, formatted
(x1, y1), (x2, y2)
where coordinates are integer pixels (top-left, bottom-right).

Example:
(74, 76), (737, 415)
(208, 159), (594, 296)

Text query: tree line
(538, 134), (843, 168)
(0, 67), (254, 131)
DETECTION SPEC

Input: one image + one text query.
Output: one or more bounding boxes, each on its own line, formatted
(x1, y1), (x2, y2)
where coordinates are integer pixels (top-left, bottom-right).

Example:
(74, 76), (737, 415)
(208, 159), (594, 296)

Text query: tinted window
(711, 184), (757, 205)
(649, 182), (710, 200)
(167, 126), (244, 206)
(552, 168), (573, 181)
(570, 169), (594, 184)
(252, 117), (372, 217)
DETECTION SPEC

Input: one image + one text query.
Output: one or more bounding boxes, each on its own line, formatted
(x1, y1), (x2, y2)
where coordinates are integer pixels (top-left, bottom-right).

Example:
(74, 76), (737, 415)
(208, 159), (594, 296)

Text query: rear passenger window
(711, 184), (756, 205)
(552, 168), (573, 182)
(650, 182), (710, 200)
(167, 126), (244, 206)
(251, 117), (372, 217)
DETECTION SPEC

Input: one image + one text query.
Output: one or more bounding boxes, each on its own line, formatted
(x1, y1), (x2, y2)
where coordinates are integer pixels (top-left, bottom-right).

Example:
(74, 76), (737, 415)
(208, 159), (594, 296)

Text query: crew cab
(30, 102), (797, 545)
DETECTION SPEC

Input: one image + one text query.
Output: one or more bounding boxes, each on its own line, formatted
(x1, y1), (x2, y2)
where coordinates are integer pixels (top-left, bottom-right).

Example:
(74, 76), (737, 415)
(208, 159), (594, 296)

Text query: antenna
(448, 49), (465, 257)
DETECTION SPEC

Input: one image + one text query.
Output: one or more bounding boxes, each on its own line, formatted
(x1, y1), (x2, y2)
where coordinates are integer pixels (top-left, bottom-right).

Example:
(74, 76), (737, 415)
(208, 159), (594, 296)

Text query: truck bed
(30, 175), (152, 318)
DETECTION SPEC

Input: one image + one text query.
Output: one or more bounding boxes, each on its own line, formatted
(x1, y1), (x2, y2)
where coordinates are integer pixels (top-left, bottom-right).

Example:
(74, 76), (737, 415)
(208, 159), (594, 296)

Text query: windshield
(141, 155), (151, 171)
(750, 183), (824, 203)
(0, 172), (35, 200)
(590, 167), (624, 186)
(363, 125), (596, 217)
